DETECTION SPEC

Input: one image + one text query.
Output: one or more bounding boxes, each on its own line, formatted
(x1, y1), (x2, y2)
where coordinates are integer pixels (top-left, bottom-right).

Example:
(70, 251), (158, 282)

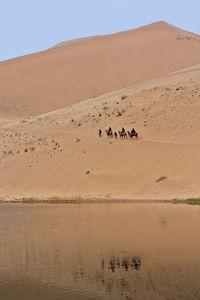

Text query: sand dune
(0, 64), (200, 201)
(0, 21), (200, 118)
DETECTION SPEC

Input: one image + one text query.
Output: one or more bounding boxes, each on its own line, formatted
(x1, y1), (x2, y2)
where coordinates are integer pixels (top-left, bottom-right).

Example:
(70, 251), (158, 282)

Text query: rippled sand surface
(0, 203), (200, 299)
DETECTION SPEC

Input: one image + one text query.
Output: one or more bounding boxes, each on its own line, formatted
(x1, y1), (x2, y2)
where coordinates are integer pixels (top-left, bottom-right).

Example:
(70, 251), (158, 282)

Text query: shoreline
(0, 197), (198, 205)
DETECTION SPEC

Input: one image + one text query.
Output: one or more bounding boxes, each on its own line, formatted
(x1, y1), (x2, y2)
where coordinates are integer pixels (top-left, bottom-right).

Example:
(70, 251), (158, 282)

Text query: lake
(0, 203), (200, 299)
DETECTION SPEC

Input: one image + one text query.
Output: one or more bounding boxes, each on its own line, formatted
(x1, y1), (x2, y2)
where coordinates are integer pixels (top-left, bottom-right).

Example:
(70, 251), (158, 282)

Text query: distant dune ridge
(53, 36), (101, 48)
(0, 21), (200, 201)
(0, 21), (200, 117)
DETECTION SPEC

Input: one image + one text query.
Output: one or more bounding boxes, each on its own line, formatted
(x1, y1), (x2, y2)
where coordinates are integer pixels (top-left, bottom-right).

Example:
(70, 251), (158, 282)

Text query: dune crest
(0, 21), (200, 118)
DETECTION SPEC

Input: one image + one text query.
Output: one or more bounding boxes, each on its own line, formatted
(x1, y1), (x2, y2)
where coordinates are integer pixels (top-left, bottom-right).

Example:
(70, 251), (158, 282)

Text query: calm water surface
(0, 203), (200, 300)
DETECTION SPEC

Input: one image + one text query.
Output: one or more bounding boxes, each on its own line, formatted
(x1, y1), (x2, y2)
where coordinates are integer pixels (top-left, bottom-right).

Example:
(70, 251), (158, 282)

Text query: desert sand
(1, 21), (200, 118)
(0, 21), (200, 201)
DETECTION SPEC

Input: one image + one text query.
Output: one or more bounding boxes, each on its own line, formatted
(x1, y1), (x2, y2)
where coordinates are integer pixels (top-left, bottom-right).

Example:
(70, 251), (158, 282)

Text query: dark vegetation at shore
(185, 198), (200, 205)
(1, 197), (199, 205)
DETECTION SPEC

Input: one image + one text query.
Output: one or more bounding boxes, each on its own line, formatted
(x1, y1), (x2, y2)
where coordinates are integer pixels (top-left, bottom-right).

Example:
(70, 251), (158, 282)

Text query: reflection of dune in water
(0, 204), (200, 299)
(103, 255), (141, 272)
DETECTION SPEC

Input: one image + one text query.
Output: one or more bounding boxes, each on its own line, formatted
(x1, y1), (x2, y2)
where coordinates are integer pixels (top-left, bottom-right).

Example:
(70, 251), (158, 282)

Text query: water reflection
(0, 204), (200, 299)
(104, 255), (141, 272)
(98, 255), (141, 299)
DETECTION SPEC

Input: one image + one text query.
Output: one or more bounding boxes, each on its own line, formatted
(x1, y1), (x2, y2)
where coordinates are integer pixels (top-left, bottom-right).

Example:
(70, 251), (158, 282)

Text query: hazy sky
(1, 0), (200, 61)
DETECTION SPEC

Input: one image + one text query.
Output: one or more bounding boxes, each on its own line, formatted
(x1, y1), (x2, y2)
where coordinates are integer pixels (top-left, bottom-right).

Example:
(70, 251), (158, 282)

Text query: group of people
(98, 127), (138, 139)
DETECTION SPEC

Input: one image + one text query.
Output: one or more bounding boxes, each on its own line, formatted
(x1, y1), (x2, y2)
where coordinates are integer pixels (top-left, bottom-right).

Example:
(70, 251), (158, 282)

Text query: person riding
(131, 128), (136, 134)
(131, 128), (138, 138)
(108, 127), (113, 137)
(99, 129), (102, 137)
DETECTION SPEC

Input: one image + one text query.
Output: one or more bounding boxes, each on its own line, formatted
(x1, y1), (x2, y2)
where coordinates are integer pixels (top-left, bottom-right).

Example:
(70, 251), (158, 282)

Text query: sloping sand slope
(0, 21), (200, 118)
(0, 65), (200, 200)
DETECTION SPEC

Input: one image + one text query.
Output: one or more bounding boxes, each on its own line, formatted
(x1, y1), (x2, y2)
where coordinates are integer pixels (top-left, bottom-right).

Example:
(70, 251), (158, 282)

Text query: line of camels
(99, 127), (138, 139)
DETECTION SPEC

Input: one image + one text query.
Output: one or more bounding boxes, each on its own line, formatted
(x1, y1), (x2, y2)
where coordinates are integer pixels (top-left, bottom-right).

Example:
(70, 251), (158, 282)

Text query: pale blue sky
(0, 0), (200, 61)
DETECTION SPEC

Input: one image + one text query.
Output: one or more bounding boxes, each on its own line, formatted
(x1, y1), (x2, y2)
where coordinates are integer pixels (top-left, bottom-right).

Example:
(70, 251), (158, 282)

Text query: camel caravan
(99, 127), (138, 139)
